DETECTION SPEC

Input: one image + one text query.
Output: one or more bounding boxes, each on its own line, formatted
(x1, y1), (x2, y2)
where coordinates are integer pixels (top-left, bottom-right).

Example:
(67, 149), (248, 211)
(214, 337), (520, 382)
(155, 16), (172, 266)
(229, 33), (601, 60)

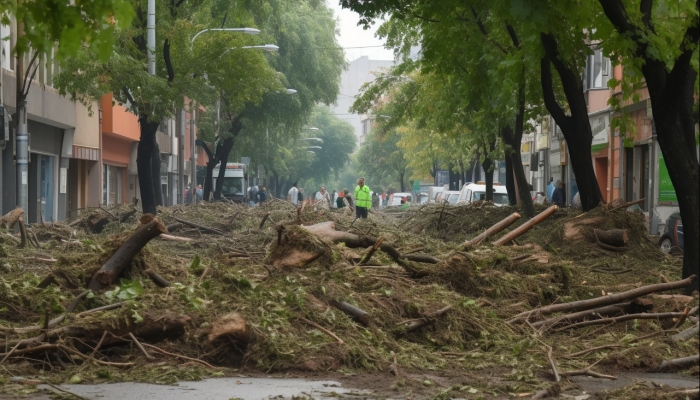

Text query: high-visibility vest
(354, 185), (371, 209)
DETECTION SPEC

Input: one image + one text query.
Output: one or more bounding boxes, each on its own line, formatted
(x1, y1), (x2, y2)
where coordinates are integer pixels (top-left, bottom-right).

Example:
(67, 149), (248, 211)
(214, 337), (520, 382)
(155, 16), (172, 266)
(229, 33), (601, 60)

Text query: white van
(458, 182), (509, 206)
(387, 192), (413, 207)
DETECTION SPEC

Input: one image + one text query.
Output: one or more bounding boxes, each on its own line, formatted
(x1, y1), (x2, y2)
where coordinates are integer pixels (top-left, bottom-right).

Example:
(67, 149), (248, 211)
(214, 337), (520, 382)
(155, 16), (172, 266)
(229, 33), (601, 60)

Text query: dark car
(659, 213), (683, 253)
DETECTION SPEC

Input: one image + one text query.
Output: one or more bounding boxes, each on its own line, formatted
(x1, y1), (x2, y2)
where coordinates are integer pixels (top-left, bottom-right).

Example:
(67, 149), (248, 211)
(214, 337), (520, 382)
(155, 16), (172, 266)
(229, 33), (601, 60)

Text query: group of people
(246, 185), (268, 206)
(185, 185), (203, 205)
(287, 177), (373, 219)
(546, 177), (580, 208)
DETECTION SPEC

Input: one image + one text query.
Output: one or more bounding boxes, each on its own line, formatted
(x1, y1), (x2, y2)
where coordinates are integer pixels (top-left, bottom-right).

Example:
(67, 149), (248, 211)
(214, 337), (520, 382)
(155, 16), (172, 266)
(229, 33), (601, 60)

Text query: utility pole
(147, 0), (156, 75)
(15, 14), (28, 218)
(190, 101), (196, 198)
(178, 109), (185, 203)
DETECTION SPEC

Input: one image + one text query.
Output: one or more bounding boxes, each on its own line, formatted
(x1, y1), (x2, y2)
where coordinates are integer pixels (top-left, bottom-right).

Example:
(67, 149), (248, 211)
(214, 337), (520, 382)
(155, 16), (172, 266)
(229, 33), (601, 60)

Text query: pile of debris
(0, 199), (697, 397)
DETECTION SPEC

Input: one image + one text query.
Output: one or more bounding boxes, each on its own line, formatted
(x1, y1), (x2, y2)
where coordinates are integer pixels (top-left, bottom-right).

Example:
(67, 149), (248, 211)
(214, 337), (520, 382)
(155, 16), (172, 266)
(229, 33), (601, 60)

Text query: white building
(332, 56), (394, 145)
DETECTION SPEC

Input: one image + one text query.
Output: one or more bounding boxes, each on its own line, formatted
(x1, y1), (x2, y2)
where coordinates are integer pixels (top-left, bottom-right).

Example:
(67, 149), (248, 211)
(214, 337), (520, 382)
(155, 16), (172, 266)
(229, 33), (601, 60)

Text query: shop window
(103, 164), (123, 205)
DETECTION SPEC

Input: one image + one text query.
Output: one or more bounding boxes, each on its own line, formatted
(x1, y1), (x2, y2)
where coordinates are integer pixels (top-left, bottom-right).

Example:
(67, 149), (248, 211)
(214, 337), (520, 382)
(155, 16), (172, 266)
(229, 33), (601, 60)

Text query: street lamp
(285, 88), (297, 94)
(299, 138), (323, 143)
(303, 127), (320, 131)
(221, 44), (279, 57)
(306, 146), (322, 150)
(191, 28), (260, 43)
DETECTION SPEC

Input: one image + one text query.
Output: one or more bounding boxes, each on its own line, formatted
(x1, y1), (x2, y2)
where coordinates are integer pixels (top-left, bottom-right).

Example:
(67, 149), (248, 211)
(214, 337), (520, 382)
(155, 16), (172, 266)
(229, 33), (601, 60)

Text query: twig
(141, 343), (216, 369)
(564, 345), (623, 358)
(608, 198), (644, 212)
(629, 329), (677, 343)
(547, 345), (560, 382)
(159, 234), (193, 242)
(75, 302), (124, 318)
(44, 382), (87, 400)
(58, 344), (134, 368)
(99, 206), (118, 220)
(673, 307), (691, 329)
(553, 311), (686, 332)
(360, 236), (385, 266)
(259, 212), (271, 229)
(127, 332), (154, 360)
(90, 330), (109, 359)
(559, 358), (615, 380)
(297, 316), (344, 345)
(591, 268), (633, 274)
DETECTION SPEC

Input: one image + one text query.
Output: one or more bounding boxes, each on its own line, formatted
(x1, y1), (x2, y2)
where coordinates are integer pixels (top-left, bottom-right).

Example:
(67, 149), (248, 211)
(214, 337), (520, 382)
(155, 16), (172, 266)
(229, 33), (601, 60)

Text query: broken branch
(493, 206), (558, 246)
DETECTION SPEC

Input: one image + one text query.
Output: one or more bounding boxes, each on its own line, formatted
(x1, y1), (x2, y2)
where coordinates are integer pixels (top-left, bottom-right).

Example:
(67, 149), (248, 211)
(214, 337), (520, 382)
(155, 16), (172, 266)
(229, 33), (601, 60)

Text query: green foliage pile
(0, 202), (696, 397)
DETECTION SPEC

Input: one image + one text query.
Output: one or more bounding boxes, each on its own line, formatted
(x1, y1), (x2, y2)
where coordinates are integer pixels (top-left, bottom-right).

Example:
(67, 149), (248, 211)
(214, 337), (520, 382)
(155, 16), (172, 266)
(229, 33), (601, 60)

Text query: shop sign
(658, 153), (677, 203)
(590, 113), (609, 151)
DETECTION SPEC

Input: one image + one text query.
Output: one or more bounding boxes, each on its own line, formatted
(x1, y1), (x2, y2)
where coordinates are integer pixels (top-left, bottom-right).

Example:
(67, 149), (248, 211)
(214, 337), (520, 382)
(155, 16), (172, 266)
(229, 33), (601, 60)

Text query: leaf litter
(0, 199), (696, 399)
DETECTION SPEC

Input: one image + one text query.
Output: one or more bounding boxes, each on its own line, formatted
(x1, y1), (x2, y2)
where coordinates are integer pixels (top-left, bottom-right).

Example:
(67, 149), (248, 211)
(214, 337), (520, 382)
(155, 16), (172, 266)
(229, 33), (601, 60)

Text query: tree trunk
(502, 126), (535, 217)
(482, 154), (494, 201)
(540, 33), (604, 211)
(214, 137), (234, 200)
(504, 156), (517, 205)
(137, 117), (160, 215)
(151, 140), (163, 207)
(399, 171), (405, 192)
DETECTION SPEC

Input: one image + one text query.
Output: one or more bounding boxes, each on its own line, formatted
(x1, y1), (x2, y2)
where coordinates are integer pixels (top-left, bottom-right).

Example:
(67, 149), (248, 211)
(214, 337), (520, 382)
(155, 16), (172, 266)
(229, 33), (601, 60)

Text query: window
(587, 48), (610, 88)
(103, 165), (123, 205)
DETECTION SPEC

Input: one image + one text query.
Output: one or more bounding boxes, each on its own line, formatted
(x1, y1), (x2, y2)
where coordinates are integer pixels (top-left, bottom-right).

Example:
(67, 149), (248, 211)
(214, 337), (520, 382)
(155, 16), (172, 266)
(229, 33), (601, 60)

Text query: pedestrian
(331, 190), (338, 208)
(298, 188), (305, 205)
(552, 181), (565, 207)
(314, 186), (331, 209)
(196, 184), (203, 202)
(287, 182), (300, 206)
(546, 177), (555, 202)
(257, 185), (268, 203)
(372, 192), (379, 208)
(336, 190), (345, 208)
(248, 185), (259, 206)
(185, 184), (193, 205)
(354, 177), (371, 219)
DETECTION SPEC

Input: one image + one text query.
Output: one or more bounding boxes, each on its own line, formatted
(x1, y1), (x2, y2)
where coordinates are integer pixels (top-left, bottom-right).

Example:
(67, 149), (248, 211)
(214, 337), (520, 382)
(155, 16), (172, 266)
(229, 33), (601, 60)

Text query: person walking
(257, 185), (268, 203)
(551, 181), (565, 207)
(298, 188), (305, 206)
(287, 182), (299, 206)
(354, 177), (371, 219)
(546, 177), (555, 202)
(196, 185), (203, 202)
(314, 186), (331, 209)
(336, 190), (345, 209)
(331, 190), (338, 208)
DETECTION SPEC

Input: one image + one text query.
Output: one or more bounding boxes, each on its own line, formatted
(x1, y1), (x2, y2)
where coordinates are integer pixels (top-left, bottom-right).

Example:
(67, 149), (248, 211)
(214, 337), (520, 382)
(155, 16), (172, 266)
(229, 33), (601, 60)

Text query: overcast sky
(326, 1), (395, 62)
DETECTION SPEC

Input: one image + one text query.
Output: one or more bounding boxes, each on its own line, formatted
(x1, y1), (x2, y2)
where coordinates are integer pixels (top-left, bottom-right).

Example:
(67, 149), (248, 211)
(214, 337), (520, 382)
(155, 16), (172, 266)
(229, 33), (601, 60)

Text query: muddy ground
(0, 200), (697, 399)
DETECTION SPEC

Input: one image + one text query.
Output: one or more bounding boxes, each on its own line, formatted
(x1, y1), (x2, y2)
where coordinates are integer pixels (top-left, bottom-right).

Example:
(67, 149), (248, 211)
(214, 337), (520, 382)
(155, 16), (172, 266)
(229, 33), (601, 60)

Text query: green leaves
(104, 278), (144, 301)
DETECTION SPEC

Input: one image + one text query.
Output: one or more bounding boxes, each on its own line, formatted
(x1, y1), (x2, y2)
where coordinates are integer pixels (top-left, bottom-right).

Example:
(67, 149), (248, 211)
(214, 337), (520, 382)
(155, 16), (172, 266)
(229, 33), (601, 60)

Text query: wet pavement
(567, 372), (698, 396)
(39, 377), (370, 400)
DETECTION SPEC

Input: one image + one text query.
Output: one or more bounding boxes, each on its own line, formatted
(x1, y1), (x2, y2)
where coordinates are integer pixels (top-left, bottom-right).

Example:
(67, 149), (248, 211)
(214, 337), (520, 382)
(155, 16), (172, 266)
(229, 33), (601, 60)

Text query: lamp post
(191, 28), (260, 43)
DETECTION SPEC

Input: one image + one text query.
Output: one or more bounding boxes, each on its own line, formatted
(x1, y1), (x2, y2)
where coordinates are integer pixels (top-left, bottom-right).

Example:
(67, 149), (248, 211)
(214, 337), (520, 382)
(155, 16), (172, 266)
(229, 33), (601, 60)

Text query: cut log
(119, 208), (138, 223)
(88, 215), (167, 291)
(594, 229), (628, 247)
(672, 324), (699, 342)
(166, 223), (183, 233)
(173, 216), (224, 235)
(657, 355), (699, 371)
(88, 214), (111, 233)
(596, 241), (630, 252)
(331, 300), (370, 325)
(145, 270), (170, 287)
(508, 275), (696, 324)
(0, 208), (24, 229)
(159, 234), (192, 242)
(18, 217), (28, 248)
(493, 205), (558, 246)
(466, 212), (521, 246)
(36, 274), (56, 289)
(405, 305), (453, 332)
(207, 313), (253, 344)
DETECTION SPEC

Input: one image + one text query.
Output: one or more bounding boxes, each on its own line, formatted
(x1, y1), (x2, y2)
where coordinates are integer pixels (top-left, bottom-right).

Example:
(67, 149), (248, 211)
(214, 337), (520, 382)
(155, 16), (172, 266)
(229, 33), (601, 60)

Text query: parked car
(457, 182), (509, 206)
(441, 190), (461, 204)
(658, 213), (683, 253)
(531, 191), (546, 204)
(387, 192), (413, 207)
(417, 192), (429, 204)
(427, 186), (444, 203)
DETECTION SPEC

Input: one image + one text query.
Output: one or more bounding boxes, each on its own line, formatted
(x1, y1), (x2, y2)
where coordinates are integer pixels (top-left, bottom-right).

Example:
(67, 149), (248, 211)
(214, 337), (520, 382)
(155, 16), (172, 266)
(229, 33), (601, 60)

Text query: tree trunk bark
(493, 205), (558, 246)
(540, 33), (604, 211)
(151, 139), (163, 207)
(88, 215), (166, 291)
(399, 171), (405, 192)
(137, 118), (160, 215)
(501, 126), (535, 217)
(214, 137), (234, 200)
(482, 155), (494, 201)
(504, 156), (517, 205)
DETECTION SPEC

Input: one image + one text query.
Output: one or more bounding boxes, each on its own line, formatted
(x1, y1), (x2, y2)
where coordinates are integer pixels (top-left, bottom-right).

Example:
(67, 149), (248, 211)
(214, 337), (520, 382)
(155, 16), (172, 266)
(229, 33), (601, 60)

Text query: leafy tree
(355, 128), (410, 192)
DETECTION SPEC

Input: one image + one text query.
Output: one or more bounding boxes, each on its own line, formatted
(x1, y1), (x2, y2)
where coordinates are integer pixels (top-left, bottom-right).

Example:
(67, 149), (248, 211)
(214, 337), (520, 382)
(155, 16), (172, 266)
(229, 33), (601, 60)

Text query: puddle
(39, 377), (370, 400)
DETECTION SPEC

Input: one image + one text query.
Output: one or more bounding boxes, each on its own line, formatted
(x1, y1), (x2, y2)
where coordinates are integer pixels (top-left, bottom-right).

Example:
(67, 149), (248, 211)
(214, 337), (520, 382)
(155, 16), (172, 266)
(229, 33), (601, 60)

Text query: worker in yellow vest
(354, 177), (371, 219)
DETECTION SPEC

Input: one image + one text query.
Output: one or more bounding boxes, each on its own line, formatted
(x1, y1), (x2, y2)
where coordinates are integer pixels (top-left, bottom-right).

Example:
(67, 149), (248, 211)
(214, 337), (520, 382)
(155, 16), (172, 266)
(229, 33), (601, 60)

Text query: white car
(387, 192), (413, 206)
(440, 190), (461, 204)
(458, 182), (509, 206)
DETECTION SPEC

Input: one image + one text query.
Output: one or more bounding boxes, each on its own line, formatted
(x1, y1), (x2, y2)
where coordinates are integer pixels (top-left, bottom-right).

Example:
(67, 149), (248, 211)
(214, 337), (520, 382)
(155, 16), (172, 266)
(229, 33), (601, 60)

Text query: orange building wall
(100, 93), (140, 141)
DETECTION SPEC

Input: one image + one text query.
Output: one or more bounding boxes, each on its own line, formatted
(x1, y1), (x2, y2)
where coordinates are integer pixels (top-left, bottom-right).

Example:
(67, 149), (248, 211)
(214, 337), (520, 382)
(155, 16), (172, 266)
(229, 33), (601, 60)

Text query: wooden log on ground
(173, 216), (224, 235)
(49, 313), (191, 344)
(553, 311), (686, 332)
(657, 354), (699, 371)
(405, 305), (453, 332)
(493, 205), (558, 246)
(166, 223), (183, 233)
(466, 212), (521, 246)
(594, 229), (628, 247)
(0, 208), (24, 229)
(159, 234), (192, 242)
(301, 221), (402, 264)
(88, 214), (111, 233)
(88, 215), (166, 291)
(596, 241), (630, 252)
(18, 217), (28, 248)
(330, 300), (370, 325)
(360, 236), (385, 266)
(672, 324), (699, 341)
(207, 313), (253, 344)
(508, 275), (696, 324)
(145, 270), (170, 287)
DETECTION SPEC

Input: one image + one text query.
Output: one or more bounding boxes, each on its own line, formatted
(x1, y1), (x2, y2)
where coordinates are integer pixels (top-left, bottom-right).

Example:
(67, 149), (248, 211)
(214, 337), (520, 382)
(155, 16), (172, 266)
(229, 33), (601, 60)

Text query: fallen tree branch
(531, 303), (632, 329)
(128, 332), (155, 360)
(0, 208), (24, 229)
(673, 307), (691, 328)
(609, 198), (644, 212)
(360, 236), (384, 266)
(564, 345), (623, 359)
(330, 300), (370, 325)
(141, 343), (215, 369)
(547, 345), (560, 382)
(405, 305), (453, 332)
(466, 212), (521, 246)
(594, 229), (628, 247)
(259, 212), (271, 229)
(159, 234), (192, 242)
(553, 311), (686, 332)
(173, 217), (224, 235)
(297, 316), (343, 345)
(657, 354), (699, 371)
(493, 206), (558, 246)
(145, 270), (170, 287)
(508, 275), (696, 324)
(18, 217), (28, 248)
(596, 241), (630, 252)
(671, 324), (699, 342)
(88, 215), (167, 291)
(559, 368), (616, 380)
(75, 302), (125, 318)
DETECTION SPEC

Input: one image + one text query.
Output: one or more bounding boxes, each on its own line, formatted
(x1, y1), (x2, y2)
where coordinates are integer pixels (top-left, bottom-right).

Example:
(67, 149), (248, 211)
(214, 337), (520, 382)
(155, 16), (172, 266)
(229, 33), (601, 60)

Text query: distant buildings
(332, 56), (394, 145)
